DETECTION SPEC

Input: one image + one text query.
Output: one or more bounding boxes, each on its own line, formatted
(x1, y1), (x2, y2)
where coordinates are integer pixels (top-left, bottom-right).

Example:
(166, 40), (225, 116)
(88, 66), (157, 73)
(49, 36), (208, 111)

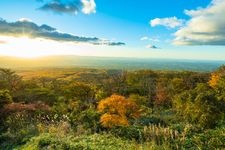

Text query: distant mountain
(0, 55), (224, 71)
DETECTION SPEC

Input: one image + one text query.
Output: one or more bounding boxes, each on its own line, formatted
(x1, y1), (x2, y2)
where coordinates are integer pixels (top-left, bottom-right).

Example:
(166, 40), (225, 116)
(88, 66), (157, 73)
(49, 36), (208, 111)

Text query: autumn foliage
(209, 65), (225, 88)
(97, 94), (140, 128)
(209, 73), (220, 88)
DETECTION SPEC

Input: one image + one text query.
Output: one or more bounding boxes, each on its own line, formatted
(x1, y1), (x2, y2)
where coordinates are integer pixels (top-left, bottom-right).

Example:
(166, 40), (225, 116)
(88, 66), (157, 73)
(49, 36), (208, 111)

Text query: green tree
(0, 90), (13, 108)
(170, 78), (187, 95)
(64, 83), (95, 102)
(23, 88), (57, 105)
(0, 68), (22, 92)
(173, 83), (224, 128)
(128, 94), (149, 107)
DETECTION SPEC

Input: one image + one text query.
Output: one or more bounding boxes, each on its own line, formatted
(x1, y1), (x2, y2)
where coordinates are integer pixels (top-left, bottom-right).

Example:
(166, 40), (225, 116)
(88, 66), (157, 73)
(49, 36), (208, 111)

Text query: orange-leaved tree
(209, 65), (225, 88)
(97, 94), (140, 128)
(209, 73), (220, 88)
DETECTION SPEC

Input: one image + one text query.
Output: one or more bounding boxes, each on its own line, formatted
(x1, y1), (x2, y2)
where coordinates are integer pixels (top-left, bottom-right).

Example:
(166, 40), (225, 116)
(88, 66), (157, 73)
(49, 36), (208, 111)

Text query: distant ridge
(0, 55), (224, 71)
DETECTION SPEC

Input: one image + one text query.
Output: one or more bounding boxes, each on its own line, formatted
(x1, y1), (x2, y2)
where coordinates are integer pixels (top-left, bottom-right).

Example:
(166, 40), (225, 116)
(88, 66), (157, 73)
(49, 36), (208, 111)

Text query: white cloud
(173, 0), (225, 45)
(81, 0), (96, 14)
(150, 17), (184, 28)
(39, 0), (96, 15)
(18, 18), (32, 22)
(146, 44), (159, 49)
(140, 36), (160, 42)
(140, 36), (149, 41)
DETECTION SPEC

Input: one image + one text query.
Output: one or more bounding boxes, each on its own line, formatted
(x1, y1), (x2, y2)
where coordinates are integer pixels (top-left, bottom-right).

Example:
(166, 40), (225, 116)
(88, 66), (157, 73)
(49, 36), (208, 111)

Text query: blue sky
(0, 0), (225, 60)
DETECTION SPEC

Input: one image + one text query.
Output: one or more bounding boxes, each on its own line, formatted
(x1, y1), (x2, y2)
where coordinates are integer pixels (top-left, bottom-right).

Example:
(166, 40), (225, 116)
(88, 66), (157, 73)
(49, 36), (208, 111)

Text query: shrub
(19, 133), (138, 150)
(110, 126), (144, 141)
(0, 90), (12, 108)
(183, 127), (225, 149)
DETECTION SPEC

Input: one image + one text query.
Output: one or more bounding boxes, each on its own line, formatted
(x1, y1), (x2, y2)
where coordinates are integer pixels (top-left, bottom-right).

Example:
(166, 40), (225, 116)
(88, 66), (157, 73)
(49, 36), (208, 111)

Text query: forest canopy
(0, 66), (225, 149)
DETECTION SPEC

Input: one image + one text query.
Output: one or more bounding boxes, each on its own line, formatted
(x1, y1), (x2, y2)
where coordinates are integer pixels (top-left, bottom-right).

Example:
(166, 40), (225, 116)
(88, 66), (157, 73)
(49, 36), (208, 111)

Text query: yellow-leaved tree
(209, 73), (220, 88)
(209, 65), (225, 88)
(97, 94), (140, 128)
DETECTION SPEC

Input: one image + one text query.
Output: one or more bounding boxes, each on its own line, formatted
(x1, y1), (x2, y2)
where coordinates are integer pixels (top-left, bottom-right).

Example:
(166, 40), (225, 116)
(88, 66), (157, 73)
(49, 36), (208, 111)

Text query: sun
(0, 36), (64, 58)
(0, 35), (104, 58)
(0, 36), (46, 58)
(9, 36), (43, 58)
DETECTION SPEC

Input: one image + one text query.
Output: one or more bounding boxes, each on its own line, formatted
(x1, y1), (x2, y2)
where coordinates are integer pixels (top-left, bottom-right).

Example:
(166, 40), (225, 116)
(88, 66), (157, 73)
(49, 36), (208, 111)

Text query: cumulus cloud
(174, 0), (225, 45)
(0, 18), (124, 46)
(146, 44), (159, 49)
(150, 17), (184, 28)
(81, 0), (96, 14)
(39, 0), (80, 15)
(39, 0), (96, 15)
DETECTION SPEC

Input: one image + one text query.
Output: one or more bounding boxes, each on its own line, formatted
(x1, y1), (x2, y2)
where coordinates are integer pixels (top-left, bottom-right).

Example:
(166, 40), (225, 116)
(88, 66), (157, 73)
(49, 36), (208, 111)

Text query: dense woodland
(0, 66), (225, 149)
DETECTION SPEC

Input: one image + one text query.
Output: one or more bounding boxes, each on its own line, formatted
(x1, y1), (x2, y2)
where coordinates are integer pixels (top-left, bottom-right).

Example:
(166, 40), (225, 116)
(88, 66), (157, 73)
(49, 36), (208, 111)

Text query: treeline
(0, 67), (225, 149)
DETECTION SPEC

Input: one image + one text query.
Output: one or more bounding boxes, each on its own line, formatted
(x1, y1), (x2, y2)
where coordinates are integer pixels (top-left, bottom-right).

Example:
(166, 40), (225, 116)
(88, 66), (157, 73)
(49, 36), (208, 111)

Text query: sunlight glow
(0, 35), (137, 58)
(1, 35), (223, 60)
(0, 36), (91, 58)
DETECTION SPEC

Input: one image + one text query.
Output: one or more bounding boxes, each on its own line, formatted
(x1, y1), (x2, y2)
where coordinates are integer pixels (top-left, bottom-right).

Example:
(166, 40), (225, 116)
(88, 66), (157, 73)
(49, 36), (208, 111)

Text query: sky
(0, 0), (225, 60)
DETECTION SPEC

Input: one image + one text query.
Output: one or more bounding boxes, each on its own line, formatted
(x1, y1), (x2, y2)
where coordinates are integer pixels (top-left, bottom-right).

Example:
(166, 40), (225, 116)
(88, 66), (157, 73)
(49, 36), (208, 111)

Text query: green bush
(0, 90), (12, 108)
(136, 116), (166, 126)
(110, 126), (144, 142)
(183, 127), (225, 149)
(173, 83), (224, 128)
(18, 133), (138, 150)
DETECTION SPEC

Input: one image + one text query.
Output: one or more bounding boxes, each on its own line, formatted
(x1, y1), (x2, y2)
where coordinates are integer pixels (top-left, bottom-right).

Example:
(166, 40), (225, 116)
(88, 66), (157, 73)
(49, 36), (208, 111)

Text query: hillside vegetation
(0, 66), (225, 149)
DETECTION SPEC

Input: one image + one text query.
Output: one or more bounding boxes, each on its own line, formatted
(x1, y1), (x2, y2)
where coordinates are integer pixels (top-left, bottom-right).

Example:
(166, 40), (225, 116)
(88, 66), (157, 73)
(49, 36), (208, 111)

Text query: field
(1, 56), (225, 71)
